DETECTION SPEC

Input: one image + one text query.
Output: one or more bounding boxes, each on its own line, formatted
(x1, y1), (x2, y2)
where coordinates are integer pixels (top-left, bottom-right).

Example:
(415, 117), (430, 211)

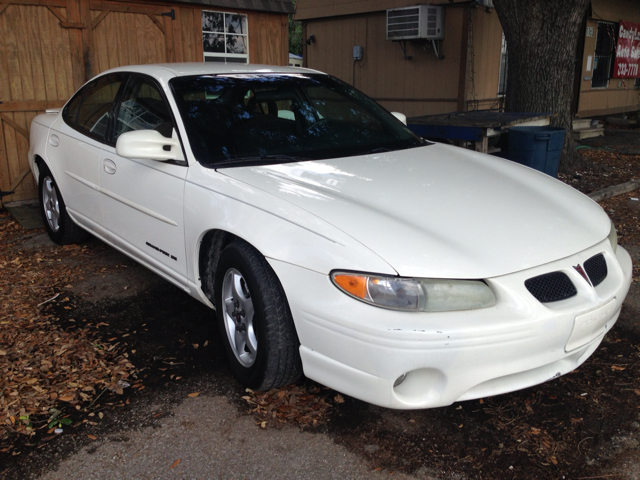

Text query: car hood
(219, 144), (610, 279)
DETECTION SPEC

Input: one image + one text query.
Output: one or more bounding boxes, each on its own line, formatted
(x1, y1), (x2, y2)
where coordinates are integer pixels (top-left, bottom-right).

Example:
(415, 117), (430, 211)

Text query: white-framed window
(202, 11), (248, 64)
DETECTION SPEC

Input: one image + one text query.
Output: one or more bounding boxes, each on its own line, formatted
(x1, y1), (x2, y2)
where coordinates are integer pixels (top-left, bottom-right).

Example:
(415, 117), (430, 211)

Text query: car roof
(101, 62), (324, 79)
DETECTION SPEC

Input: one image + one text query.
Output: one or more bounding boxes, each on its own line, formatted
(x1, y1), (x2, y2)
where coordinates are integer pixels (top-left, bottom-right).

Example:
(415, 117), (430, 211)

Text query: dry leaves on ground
(0, 212), (136, 453)
(243, 383), (334, 429)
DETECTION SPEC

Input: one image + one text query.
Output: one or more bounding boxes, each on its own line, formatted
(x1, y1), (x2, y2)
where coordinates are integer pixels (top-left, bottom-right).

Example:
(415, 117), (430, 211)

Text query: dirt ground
(1, 129), (640, 479)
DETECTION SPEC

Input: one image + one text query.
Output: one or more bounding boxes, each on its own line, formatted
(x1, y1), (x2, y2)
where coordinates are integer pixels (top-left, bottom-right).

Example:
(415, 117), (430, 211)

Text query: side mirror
(116, 129), (181, 161)
(391, 112), (407, 125)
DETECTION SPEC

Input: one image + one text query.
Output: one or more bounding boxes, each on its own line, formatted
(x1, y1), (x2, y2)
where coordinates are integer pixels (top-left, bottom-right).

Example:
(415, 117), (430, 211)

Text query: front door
(100, 74), (189, 285)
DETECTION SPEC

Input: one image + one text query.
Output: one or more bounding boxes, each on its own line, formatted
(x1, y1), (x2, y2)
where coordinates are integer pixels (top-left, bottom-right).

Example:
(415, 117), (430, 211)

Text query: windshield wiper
(363, 147), (392, 155)
(216, 154), (309, 167)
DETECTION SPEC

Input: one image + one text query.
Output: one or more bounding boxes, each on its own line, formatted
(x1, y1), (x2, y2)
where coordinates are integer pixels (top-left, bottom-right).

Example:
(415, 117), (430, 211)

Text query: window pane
(203, 33), (225, 53)
(225, 14), (246, 34)
(75, 74), (124, 141)
(592, 21), (617, 88)
(202, 11), (223, 32)
(115, 78), (173, 140)
(226, 35), (247, 54)
(63, 92), (82, 126)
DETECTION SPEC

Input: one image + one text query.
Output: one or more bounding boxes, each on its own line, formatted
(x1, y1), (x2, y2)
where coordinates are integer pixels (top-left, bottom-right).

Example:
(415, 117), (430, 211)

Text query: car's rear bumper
(269, 240), (632, 409)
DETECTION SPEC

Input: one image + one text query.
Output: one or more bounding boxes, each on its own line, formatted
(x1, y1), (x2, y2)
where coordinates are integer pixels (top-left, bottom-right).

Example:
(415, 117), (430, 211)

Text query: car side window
(114, 76), (174, 141)
(63, 74), (126, 142)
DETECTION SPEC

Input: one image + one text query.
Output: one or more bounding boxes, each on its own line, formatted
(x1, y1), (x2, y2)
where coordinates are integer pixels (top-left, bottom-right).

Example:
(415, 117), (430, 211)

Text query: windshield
(169, 73), (426, 168)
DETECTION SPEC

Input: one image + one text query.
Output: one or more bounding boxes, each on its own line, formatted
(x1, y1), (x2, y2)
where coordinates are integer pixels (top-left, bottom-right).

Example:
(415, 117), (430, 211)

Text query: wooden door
(0, 0), (82, 204)
(88, 0), (176, 74)
(0, 0), (176, 206)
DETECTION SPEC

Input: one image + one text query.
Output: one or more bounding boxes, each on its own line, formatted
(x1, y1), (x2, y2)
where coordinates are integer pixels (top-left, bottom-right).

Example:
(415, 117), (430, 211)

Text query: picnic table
(407, 110), (556, 153)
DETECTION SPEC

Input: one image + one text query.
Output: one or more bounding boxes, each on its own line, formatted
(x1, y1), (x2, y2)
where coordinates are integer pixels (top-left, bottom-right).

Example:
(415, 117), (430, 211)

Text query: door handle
(49, 134), (60, 147)
(103, 158), (117, 175)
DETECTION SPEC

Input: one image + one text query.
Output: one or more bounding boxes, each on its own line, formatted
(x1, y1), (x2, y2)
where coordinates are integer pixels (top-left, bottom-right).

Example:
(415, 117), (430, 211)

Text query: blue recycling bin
(508, 126), (565, 177)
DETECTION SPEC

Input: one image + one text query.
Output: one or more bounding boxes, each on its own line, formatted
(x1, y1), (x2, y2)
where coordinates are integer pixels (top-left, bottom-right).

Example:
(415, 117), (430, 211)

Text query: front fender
(184, 164), (397, 302)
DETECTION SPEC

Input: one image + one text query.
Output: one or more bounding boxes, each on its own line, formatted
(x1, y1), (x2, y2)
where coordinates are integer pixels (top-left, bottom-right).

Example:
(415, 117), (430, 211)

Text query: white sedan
(28, 63), (632, 409)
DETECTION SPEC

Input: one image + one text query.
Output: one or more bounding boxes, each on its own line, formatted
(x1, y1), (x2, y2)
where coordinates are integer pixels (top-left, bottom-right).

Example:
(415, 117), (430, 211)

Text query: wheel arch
(33, 155), (46, 184)
(198, 229), (241, 307)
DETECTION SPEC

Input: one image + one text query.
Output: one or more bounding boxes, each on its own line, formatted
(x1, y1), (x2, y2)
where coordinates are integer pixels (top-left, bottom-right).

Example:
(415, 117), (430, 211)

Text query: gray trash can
(508, 126), (565, 177)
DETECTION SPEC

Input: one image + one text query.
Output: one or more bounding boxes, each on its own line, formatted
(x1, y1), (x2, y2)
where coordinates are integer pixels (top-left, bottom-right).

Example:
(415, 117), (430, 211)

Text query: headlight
(331, 272), (496, 312)
(608, 220), (618, 254)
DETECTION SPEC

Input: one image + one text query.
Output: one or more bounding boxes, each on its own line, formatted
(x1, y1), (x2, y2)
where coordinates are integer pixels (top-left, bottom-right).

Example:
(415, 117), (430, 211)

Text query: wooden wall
(465, 7), (503, 111)
(0, 0), (288, 205)
(303, 5), (503, 118)
(296, 0), (470, 21)
(575, 1), (640, 118)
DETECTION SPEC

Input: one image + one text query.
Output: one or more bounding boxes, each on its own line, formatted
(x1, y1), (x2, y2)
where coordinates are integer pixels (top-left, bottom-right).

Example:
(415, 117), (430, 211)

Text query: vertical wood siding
(465, 8), (503, 111)
(0, 3), (76, 202)
(304, 10), (466, 118)
(0, 0), (289, 204)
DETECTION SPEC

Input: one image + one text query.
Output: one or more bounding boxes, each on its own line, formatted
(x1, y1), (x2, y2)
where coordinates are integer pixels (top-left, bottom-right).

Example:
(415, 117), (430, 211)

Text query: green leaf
(59, 418), (73, 425)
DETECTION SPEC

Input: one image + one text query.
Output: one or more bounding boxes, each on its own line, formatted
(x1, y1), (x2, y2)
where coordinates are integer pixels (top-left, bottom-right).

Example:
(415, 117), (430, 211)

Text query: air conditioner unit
(386, 5), (445, 41)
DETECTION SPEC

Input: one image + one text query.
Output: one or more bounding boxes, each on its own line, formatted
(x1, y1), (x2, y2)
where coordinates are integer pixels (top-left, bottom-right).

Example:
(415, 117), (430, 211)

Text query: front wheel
(38, 163), (89, 245)
(213, 240), (302, 390)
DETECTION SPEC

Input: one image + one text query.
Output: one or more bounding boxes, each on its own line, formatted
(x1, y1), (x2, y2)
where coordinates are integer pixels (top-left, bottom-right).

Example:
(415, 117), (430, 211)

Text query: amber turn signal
(333, 274), (368, 299)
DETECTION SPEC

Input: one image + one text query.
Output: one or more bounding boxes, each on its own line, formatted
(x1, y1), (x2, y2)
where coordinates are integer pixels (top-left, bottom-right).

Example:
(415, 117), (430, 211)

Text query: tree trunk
(491, 0), (590, 172)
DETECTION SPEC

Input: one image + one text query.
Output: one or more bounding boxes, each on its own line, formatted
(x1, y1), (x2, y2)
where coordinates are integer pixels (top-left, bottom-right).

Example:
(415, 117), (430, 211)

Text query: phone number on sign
(616, 62), (639, 77)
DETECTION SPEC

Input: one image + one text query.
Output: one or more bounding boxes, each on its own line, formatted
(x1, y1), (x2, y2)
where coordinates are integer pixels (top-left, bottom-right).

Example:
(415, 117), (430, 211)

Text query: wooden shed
(296, 0), (640, 124)
(0, 0), (293, 205)
(576, 0), (640, 118)
(295, 0), (506, 120)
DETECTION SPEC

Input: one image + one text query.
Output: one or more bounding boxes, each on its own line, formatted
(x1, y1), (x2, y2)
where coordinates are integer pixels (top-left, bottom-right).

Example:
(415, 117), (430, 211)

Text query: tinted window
(66, 74), (125, 142)
(170, 74), (425, 168)
(114, 76), (174, 141)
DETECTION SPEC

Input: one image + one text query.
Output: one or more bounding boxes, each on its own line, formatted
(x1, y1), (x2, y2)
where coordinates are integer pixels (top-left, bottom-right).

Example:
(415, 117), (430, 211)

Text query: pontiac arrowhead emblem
(573, 264), (592, 286)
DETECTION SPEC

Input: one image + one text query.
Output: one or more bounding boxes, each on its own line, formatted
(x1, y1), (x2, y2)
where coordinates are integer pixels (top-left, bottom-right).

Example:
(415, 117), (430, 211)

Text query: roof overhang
(169, 0), (294, 14)
(295, 0), (470, 21)
(590, 0), (640, 23)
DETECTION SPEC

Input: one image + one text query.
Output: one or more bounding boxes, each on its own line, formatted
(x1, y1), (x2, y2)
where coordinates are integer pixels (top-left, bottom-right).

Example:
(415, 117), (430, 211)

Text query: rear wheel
(213, 240), (302, 390)
(38, 163), (89, 245)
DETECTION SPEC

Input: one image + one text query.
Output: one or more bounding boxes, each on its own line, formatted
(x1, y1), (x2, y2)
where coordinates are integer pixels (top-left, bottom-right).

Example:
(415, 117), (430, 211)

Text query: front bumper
(268, 239), (632, 409)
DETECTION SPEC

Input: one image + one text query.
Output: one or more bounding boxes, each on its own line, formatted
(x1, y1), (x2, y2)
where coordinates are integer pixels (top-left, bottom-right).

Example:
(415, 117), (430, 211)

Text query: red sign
(613, 20), (640, 78)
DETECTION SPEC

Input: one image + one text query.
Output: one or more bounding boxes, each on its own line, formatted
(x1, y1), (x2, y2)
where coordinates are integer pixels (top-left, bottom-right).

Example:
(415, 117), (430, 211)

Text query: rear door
(47, 73), (127, 234)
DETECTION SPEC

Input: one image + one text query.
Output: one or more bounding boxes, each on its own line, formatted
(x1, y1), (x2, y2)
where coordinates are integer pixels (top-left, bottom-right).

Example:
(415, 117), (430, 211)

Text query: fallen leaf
(0, 350), (6, 356)
(87, 435), (97, 440)
(611, 365), (626, 371)
(59, 395), (75, 402)
(334, 394), (345, 404)
(188, 392), (200, 398)
(169, 459), (181, 469)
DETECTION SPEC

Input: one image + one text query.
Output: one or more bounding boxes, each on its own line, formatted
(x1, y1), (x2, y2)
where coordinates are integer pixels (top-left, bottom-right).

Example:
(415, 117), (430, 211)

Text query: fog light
(393, 373), (407, 387)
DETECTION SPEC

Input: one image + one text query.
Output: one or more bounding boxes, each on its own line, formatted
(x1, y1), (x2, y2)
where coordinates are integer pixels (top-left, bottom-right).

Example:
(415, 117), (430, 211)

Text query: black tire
(38, 162), (89, 245)
(213, 240), (302, 390)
